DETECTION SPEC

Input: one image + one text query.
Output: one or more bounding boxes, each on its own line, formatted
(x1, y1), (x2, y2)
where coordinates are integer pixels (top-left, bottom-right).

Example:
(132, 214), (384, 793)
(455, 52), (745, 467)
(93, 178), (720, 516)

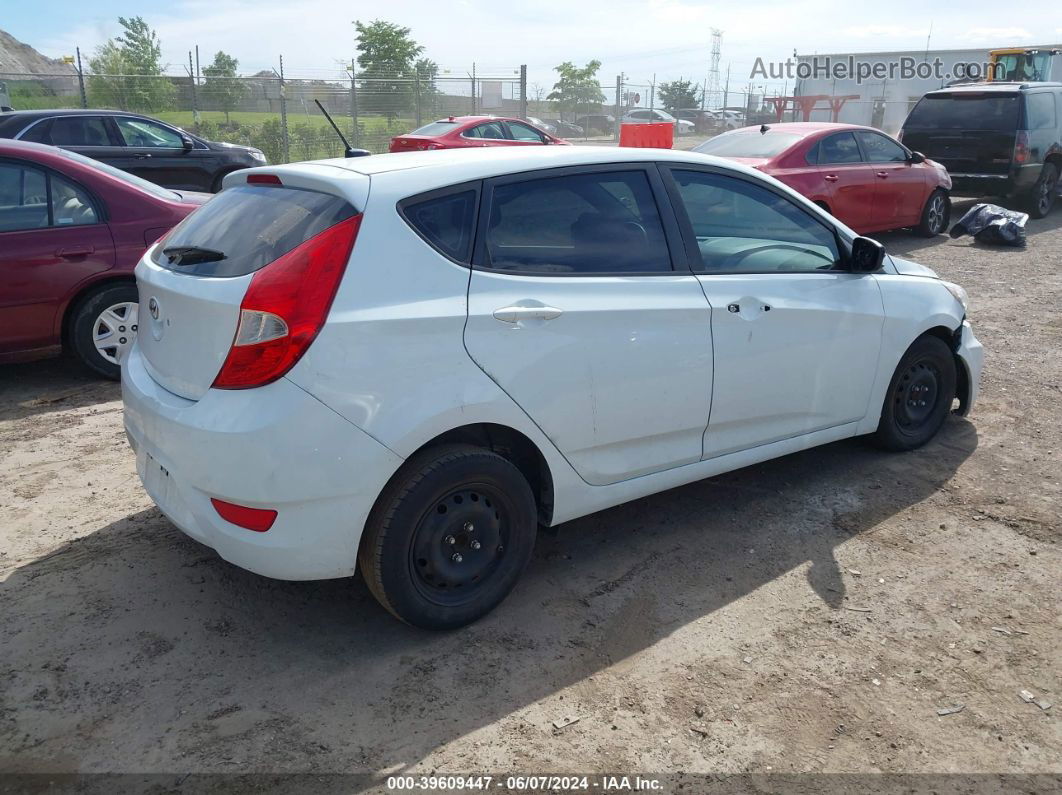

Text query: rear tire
(915, 189), (950, 237)
(358, 444), (537, 630)
(69, 283), (139, 380)
(872, 335), (957, 452)
(1025, 163), (1058, 219)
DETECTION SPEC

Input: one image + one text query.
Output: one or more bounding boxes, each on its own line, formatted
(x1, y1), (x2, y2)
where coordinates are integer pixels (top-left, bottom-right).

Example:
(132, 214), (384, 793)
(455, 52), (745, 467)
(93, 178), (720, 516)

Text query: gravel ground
(1, 199), (1060, 791)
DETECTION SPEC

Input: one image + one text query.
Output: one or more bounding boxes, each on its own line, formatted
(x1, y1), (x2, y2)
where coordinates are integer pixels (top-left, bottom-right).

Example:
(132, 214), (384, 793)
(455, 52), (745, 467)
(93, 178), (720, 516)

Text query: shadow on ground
(0, 358), (119, 422)
(0, 416), (977, 782)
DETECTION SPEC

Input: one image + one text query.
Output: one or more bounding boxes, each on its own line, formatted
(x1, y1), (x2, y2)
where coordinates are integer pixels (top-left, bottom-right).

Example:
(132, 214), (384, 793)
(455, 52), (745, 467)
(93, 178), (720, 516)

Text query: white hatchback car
(123, 146), (983, 629)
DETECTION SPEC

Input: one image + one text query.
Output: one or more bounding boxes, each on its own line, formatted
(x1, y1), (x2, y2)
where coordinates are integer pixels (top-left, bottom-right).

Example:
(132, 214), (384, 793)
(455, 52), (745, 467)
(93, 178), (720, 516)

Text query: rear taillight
(1014, 131), (1030, 164)
(212, 214), (361, 389)
(211, 498), (277, 532)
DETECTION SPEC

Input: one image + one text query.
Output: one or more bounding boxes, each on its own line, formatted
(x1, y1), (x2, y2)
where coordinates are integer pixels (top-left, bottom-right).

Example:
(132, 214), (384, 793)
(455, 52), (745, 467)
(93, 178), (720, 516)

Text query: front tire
(915, 189), (950, 237)
(872, 335), (957, 451)
(358, 444), (537, 630)
(69, 283), (139, 380)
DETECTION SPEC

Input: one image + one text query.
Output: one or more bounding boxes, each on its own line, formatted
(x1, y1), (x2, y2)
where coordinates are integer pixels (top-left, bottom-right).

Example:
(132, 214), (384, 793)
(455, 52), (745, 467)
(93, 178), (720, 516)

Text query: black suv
(0, 109), (266, 192)
(900, 82), (1062, 217)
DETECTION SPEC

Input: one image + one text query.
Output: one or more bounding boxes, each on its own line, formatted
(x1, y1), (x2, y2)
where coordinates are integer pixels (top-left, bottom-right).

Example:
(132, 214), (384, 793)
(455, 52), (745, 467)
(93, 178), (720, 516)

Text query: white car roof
(276, 145), (725, 186)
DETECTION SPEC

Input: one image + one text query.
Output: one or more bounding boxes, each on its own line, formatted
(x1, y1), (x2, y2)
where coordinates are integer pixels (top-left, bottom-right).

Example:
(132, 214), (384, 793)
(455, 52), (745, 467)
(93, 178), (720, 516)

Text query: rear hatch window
(904, 94), (1020, 131)
(693, 132), (803, 158)
(902, 93), (1020, 176)
(152, 185), (355, 277)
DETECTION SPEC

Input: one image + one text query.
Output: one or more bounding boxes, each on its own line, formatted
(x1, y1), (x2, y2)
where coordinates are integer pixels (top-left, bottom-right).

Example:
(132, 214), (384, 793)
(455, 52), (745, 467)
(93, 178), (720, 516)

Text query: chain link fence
(1, 64), (920, 163)
(0, 66), (526, 161)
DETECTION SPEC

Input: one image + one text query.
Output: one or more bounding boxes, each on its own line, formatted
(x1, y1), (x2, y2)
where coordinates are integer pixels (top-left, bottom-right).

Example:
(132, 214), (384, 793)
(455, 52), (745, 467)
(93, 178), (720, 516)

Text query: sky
(5, 0), (1062, 94)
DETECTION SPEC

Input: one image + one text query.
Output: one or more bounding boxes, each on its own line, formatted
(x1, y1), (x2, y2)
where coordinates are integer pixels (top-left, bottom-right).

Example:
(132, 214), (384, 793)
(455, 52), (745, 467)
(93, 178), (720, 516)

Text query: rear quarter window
(151, 185), (355, 277)
(399, 187), (478, 263)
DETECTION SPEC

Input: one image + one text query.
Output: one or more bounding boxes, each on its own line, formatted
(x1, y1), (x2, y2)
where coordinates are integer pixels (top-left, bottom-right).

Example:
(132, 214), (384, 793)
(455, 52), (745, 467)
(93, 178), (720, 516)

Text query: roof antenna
(314, 99), (370, 158)
(760, 124), (770, 134)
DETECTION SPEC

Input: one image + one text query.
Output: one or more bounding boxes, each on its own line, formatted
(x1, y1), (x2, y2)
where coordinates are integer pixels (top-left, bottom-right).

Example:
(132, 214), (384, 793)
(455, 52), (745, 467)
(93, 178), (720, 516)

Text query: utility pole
(75, 47), (87, 108)
(649, 74), (656, 111)
(188, 51), (198, 132)
(279, 55), (289, 163)
(722, 64), (730, 109)
(470, 62), (476, 115)
(519, 64), (528, 120)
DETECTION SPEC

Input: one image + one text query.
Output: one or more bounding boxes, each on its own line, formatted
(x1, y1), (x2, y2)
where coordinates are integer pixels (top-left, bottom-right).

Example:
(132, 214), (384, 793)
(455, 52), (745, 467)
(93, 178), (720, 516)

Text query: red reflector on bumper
(210, 498), (277, 532)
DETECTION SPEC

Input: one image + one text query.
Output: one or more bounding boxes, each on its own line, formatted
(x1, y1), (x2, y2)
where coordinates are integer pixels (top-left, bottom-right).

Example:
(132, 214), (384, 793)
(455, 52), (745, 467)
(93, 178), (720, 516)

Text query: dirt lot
(1, 201), (1060, 791)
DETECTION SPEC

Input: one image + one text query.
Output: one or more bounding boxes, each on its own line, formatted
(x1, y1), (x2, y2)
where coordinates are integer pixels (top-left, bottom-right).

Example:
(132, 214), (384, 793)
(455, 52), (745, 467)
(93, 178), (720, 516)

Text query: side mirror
(180, 135), (194, 152)
(908, 151), (926, 164)
(850, 236), (885, 272)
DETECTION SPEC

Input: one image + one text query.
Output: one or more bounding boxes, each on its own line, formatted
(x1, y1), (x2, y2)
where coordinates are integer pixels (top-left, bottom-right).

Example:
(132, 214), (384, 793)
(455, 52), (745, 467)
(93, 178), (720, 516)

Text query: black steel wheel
(872, 335), (957, 451)
(358, 444), (537, 629)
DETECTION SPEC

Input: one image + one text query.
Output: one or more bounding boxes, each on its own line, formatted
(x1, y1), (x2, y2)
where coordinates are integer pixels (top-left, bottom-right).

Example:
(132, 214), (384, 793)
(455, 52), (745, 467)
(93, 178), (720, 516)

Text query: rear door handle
(824, 174), (838, 182)
(135, 153), (153, 159)
(57, 246), (94, 258)
(876, 171), (889, 178)
(492, 305), (564, 324)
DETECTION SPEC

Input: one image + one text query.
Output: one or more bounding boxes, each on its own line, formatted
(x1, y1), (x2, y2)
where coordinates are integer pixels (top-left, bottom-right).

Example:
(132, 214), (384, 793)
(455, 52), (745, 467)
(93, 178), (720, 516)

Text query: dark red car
(389, 115), (571, 152)
(692, 122), (952, 236)
(0, 139), (207, 378)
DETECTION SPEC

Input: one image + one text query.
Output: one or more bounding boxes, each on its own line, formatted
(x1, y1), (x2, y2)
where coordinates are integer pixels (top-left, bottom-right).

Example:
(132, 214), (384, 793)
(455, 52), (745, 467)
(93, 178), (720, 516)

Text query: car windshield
(53, 147), (180, 200)
(905, 94), (1020, 131)
(409, 121), (459, 136)
(693, 131), (803, 158)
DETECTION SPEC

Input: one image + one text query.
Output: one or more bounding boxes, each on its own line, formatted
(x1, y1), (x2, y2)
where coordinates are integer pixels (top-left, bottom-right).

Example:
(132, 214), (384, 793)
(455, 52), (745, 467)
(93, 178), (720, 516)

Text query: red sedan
(693, 122), (952, 236)
(0, 139), (208, 378)
(390, 115), (571, 152)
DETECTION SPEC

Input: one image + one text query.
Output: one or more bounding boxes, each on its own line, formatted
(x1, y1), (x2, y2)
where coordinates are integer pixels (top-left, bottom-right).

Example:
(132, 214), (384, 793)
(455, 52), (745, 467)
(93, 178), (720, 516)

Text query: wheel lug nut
(131, 324), (138, 332)
(119, 326), (126, 332)
(463, 521), (474, 532)
(444, 535), (456, 545)
(451, 552), (463, 563)
(119, 337), (127, 344)
(470, 540), (481, 550)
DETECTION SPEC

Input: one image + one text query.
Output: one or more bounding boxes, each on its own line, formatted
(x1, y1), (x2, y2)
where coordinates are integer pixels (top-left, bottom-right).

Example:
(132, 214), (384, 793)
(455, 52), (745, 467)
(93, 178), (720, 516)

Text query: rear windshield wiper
(162, 245), (226, 266)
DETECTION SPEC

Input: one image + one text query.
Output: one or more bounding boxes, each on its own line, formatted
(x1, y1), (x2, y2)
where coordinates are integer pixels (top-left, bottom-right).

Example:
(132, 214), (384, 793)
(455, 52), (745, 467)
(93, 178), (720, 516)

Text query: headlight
(942, 281), (968, 312)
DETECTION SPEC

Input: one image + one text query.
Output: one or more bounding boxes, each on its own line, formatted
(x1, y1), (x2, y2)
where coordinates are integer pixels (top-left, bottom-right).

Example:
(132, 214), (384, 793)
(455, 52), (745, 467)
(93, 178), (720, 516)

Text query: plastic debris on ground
(949, 203), (1029, 247)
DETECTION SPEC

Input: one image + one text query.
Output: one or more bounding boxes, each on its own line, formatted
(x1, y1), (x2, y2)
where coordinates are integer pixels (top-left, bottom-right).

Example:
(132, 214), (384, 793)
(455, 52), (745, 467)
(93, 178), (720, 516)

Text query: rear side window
(819, 132), (862, 164)
(1025, 93), (1057, 130)
(483, 170), (671, 274)
(400, 189), (477, 262)
(152, 185), (355, 277)
(49, 116), (112, 146)
(905, 94), (1019, 131)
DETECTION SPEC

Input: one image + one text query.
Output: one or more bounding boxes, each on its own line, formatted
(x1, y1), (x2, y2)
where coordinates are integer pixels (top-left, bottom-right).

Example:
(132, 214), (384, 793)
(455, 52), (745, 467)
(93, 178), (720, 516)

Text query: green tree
(202, 51), (248, 124)
(353, 19), (424, 120)
(88, 16), (175, 112)
(547, 61), (605, 117)
(658, 78), (699, 113)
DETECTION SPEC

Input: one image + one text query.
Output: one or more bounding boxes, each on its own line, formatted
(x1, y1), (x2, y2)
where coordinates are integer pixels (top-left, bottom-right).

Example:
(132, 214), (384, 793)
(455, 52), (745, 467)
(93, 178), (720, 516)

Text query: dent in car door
(463, 165), (713, 486)
(663, 167), (885, 458)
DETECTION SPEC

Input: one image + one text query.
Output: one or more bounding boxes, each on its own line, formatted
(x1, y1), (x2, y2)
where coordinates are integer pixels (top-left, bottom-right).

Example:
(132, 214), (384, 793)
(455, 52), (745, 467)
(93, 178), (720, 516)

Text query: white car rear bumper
(122, 345), (404, 580)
